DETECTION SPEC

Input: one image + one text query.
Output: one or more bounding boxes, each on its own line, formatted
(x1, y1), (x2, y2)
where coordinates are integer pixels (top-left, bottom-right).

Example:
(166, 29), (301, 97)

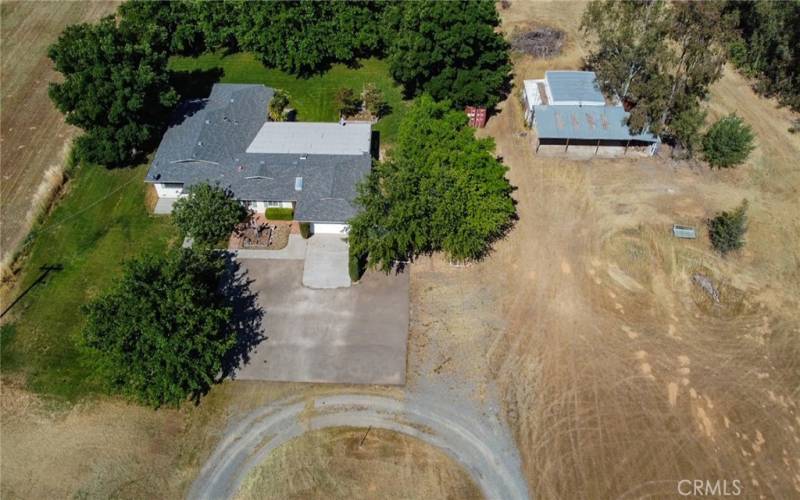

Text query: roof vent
(197, 141), (203, 146)
(300, 154), (307, 160)
(205, 119), (210, 124)
(294, 177), (303, 191)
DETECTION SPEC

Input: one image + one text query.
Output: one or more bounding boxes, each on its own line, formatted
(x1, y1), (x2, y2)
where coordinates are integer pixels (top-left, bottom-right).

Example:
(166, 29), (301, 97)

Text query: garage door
(312, 223), (348, 235)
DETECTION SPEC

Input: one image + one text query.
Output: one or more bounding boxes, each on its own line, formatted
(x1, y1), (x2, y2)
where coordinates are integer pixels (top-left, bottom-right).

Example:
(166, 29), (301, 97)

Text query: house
(146, 84), (372, 235)
(522, 71), (659, 156)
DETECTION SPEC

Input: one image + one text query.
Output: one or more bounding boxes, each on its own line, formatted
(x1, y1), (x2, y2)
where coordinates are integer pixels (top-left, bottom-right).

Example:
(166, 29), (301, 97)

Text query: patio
(228, 213), (299, 250)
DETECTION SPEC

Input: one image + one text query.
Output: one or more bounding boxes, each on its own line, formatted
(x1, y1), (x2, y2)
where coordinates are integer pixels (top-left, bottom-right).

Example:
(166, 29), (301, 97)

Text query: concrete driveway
(231, 259), (409, 385)
(302, 234), (351, 289)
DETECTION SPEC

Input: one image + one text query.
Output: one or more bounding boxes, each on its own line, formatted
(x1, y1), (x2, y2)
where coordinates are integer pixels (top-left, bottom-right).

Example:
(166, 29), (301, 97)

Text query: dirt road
(191, 392), (528, 499)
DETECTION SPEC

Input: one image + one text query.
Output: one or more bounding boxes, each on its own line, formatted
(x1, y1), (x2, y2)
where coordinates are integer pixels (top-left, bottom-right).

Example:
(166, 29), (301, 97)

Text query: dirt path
(190, 392), (528, 500)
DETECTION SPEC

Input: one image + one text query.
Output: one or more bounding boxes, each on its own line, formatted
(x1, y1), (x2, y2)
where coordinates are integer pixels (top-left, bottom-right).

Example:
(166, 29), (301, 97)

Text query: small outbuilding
(533, 105), (659, 156)
(522, 70), (659, 157)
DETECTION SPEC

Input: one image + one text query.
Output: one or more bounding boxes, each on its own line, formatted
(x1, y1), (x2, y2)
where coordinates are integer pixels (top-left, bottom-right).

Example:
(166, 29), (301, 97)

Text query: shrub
(708, 200), (748, 255)
(172, 183), (247, 246)
(82, 248), (235, 407)
(266, 207), (294, 220)
(268, 89), (290, 121)
(702, 114), (755, 168)
(348, 248), (367, 282)
(335, 87), (360, 117)
(363, 83), (388, 118)
(299, 222), (312, 239)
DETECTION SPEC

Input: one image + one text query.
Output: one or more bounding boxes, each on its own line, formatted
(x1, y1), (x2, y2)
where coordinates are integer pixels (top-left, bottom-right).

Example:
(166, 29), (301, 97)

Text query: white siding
(154, 182), (185, 198)
(312, 223), (348, 235)
(244, 201), (294, 212)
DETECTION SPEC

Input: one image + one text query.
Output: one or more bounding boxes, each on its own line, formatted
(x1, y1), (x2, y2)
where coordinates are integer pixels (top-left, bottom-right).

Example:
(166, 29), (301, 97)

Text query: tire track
(189, 394), (529, 500)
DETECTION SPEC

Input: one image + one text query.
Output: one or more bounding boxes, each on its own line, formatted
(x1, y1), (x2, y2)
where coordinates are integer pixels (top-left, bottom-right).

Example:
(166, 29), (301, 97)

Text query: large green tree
(172, 183), (247, 246)
(581, 0), (671, 105)
(82, 248), (235, 407)
(387, 0), (511, 108)
(582, 0), (736, 149)
(349, 96), (515, 271)
(48, 16), (178, 166)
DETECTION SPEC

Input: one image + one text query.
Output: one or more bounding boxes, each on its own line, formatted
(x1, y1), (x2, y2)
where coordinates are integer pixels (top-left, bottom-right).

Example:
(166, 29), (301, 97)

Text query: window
(266, 201), (282, 208)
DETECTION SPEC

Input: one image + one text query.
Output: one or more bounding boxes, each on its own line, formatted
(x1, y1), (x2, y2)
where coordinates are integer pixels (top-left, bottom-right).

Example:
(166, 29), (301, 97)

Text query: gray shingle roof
(146, 84), (371, 223)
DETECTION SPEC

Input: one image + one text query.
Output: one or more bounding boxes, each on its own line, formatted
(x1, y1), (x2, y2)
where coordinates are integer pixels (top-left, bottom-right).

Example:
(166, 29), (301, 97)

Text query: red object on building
(465, 106), (487, 128)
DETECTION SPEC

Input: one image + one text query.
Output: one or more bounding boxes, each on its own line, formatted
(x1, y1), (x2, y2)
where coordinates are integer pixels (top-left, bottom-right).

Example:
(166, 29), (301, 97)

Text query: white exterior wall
(154, 182), (185, 198)
(312, 223), (349, 235)
(244, 201), (294, 213)
(522, 79), (546, 126)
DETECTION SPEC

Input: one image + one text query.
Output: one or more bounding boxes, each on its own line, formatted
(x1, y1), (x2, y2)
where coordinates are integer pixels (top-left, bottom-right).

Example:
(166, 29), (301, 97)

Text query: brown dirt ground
(235, 427), (482, 500)
(0, 1), (119, 265)
(474, 1), (800, 498)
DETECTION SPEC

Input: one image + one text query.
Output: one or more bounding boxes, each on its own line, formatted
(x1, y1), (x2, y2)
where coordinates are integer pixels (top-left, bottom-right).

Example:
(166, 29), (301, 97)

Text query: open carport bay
(232, 259), (409, 385)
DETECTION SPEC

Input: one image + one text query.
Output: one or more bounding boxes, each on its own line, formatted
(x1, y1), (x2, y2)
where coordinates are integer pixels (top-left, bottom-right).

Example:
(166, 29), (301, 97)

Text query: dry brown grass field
(235, 427), (482, 500)
(479, 1), (800, 498)
(0, 0), (119, 266)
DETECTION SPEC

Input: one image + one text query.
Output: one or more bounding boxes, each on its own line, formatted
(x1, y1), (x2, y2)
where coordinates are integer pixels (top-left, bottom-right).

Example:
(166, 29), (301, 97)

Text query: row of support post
(534, 138), (634, 155)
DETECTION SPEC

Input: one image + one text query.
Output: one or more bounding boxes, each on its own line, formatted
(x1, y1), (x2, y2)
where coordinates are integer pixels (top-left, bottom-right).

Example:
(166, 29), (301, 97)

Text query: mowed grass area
(169, 53), (409, 145)
(1, 164), (178, 400)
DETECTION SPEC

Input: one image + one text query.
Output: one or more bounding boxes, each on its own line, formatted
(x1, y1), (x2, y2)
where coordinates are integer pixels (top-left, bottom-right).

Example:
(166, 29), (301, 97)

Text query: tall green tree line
(119, 0), (511, 106)
(725, 0), (800, 113)
(50, 0), (511, 165)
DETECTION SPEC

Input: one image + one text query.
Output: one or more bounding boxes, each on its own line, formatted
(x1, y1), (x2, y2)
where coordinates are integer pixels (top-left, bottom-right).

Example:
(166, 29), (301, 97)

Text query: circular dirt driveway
(189, 393), (530, 500)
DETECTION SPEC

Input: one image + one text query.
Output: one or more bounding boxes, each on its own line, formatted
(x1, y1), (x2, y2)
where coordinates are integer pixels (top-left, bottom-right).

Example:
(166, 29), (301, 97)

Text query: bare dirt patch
(235, 427), (482, 500)
(0, 0), (119, 263)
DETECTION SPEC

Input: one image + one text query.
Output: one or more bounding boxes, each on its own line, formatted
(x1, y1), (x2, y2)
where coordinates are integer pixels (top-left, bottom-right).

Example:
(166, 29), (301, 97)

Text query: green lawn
(169, 53), (409, 145)
(0, 164), (178, 400)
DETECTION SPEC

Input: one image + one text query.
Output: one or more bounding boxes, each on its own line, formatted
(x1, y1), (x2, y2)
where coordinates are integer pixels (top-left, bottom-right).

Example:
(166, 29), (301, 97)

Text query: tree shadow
(370, 130), (381, 159)
(169, 67), (225, 101)
(217, 256), (266, 380)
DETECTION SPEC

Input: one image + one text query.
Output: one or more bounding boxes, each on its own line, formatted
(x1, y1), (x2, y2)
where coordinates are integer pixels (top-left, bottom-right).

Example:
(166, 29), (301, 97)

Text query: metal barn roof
(544, 71), (606, 104)
(534, 105), (658, 142)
